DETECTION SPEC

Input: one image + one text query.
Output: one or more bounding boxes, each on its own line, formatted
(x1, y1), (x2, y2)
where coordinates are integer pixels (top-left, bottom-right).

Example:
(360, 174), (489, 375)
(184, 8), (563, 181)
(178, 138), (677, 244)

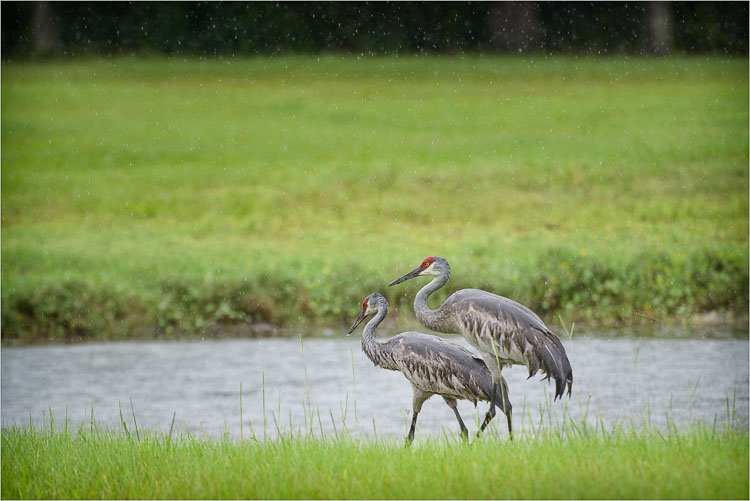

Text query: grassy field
(2, 422), (747, 499)
(1, 56), (747, 341)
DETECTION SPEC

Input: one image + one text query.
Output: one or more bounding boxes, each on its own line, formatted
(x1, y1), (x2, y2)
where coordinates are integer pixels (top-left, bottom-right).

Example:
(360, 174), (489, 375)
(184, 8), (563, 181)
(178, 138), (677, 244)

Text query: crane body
(348, 293), (512, 442)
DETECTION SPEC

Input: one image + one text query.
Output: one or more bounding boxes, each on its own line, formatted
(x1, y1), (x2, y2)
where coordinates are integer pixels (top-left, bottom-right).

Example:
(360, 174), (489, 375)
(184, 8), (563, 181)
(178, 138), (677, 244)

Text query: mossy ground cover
(2, 56), (747, 341)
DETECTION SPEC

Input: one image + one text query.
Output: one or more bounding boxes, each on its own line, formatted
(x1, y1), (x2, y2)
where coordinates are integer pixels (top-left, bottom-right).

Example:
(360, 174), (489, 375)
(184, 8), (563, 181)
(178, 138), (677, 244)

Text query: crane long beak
(388, 266), (422, 286)
(347, 310), (367, 336)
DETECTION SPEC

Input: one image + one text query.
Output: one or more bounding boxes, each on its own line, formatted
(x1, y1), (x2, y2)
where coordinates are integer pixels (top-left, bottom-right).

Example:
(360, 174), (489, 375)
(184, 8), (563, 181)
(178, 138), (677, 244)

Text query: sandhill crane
(389, 256), (572, 432)
(348, 293), (512, 442)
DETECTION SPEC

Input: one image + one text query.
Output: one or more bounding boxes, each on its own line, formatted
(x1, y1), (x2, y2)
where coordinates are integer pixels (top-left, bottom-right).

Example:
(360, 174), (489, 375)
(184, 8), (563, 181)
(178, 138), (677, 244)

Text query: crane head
(388, 256), (449, 286)
(347, 293), (387, 335)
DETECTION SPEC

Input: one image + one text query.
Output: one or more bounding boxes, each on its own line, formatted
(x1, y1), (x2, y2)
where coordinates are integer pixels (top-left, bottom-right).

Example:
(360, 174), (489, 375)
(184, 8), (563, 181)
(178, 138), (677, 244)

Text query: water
(2, 333), (748, 439)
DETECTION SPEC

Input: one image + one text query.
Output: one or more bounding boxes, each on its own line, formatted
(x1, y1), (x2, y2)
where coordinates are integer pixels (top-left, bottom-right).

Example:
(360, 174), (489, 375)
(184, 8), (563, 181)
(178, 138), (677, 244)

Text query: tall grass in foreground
(2, 418), (747, 499)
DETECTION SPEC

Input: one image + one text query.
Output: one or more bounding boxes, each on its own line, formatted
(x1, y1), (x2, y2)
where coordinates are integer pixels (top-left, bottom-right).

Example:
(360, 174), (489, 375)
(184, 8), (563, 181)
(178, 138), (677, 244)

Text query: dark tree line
(2, 1), (747, 60)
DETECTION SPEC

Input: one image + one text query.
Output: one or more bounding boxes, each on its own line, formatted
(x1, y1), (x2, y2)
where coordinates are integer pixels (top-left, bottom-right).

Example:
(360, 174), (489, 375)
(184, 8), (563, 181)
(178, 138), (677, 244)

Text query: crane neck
(360, 306), (398, 371)
(414, 274), (450, 332)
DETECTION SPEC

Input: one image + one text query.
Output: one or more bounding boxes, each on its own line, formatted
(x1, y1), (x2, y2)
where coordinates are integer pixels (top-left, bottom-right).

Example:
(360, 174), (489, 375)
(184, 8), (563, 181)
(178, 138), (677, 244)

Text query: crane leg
(504, 407), (513, 440)
(496, 377), (513, 440)
(407, 389), (429, 444)
(442, 397), (468, 441)
(452, 407), (469, 441)
(477, 380), (498, 437)
(479, 402), (497, 433)
(406, 411), (419, 444)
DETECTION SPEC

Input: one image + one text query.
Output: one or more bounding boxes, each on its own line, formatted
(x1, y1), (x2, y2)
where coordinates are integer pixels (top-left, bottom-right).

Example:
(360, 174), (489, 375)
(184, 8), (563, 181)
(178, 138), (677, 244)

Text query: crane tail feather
(528, 325), (574, 400)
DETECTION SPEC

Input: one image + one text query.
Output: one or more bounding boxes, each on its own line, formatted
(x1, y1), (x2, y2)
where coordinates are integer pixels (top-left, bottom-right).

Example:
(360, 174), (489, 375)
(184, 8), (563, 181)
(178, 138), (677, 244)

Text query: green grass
(2, 422), (747, 499)
(2, 55), (748, 341)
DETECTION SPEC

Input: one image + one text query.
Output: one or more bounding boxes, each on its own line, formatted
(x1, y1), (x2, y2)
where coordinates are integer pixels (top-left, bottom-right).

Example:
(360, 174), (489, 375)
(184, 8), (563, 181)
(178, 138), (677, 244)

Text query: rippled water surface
(2, 331), (748, 439)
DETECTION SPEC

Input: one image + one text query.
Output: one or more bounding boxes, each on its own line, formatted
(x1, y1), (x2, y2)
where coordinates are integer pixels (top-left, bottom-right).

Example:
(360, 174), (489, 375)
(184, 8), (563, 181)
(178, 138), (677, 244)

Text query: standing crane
(348, 293), (512, 442)
(389, 256), (572, 432)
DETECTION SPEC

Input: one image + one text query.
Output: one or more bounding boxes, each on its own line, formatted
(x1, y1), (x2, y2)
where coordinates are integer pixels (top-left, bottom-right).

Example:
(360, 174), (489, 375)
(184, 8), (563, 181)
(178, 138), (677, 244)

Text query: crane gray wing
(449, 289), (573, 400)
(384, 332), (495, 403)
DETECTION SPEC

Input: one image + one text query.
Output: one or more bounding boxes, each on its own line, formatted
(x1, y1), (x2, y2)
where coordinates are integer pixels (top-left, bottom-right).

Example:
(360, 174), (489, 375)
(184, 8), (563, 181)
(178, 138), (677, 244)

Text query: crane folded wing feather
(456, 295), (573, 400)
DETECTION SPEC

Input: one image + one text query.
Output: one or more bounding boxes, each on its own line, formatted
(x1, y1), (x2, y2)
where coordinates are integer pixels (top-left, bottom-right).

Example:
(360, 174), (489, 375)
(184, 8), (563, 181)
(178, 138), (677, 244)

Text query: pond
(2, 329), (748, 440)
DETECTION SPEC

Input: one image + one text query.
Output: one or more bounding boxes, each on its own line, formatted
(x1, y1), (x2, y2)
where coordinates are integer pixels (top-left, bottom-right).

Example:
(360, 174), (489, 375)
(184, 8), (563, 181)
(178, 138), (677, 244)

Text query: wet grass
(2, 418), (747, 499)
(1, 55), (748, 341)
